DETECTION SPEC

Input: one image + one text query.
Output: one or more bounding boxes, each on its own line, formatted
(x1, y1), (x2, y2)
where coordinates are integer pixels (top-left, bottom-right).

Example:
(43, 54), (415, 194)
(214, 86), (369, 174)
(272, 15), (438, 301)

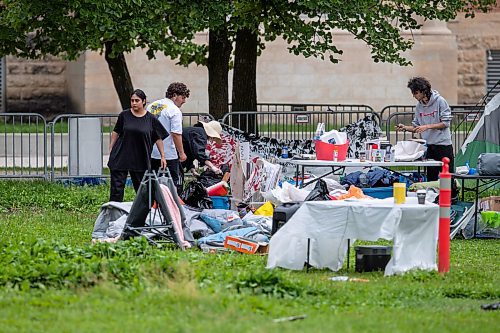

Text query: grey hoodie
(411, 90), (452, 145)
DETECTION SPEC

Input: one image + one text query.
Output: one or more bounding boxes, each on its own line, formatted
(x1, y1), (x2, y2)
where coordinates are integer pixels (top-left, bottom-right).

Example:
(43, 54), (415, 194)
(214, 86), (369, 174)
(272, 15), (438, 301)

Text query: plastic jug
(393, 182), (406, 204)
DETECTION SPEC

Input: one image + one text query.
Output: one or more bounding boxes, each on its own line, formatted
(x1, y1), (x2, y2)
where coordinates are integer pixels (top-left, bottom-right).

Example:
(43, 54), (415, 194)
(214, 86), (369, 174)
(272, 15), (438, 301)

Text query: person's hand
(396, 123), (406, 131)
(160, 157), (167, 169)
(210, 165), (222, 174)
(414, 125), (429, 134)
(178, 152), (187, 162)
(190, 168), (200, 177)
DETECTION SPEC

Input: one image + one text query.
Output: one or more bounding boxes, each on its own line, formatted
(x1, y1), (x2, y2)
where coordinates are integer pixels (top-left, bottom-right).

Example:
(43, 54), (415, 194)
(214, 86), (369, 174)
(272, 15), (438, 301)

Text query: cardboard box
(223, 236), (269, 254)
(480, 196), (500, 212)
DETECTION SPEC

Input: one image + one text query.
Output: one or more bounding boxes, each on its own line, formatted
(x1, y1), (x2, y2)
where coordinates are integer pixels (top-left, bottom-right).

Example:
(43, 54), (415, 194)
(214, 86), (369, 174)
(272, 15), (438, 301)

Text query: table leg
(301, 165), (305, 187)
(473, 178), (479, 237)
(306, 238), (311, 272)
(347, 239), (350, 271)
(295, 164), (299, 187)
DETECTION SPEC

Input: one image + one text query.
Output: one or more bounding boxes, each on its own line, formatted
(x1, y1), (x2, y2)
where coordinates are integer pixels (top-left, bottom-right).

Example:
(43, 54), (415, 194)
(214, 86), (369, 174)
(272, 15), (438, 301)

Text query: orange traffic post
(438, 157), (451, 273)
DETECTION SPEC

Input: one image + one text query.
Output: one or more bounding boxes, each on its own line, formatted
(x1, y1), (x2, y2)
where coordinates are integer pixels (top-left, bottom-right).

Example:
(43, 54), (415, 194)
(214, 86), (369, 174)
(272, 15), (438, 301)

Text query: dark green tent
(456, 92), (500, 168)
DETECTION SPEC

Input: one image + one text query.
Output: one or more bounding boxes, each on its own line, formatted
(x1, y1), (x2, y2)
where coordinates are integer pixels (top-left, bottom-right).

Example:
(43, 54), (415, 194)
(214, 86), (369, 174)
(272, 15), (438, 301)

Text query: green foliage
(2, 0), (494, 66)
(205, 0), (497, 66)
(0, 180), (111, 212)
(0, 0), (206, 64)
(0, 238), (177, 290)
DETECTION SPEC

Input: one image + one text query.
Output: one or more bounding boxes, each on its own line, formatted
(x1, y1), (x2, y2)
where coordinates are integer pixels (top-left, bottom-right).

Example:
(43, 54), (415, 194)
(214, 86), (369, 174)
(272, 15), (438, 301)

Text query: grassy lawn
(0, 180), (498, 332)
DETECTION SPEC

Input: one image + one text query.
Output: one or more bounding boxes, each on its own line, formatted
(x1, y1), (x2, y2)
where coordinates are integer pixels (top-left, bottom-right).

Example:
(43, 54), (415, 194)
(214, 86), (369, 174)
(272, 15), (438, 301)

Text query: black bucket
(354, 245), (392, 273)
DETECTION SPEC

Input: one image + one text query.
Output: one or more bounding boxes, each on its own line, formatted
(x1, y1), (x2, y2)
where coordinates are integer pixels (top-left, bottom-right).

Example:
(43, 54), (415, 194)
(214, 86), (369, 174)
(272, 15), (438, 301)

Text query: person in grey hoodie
(396, 77), (454, 182)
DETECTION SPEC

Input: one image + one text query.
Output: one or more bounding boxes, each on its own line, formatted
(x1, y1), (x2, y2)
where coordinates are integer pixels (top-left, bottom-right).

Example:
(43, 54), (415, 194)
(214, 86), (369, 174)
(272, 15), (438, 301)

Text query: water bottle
(390, 147), (396, 162)
(281, 146), (289, 159)
(314, 123), (324, 141)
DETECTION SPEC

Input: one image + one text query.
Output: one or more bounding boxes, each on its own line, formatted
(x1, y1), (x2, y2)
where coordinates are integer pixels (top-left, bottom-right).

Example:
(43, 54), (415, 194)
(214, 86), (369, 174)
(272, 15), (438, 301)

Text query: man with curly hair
(396, 77), (454, 181)
(147, 82), (190, 193)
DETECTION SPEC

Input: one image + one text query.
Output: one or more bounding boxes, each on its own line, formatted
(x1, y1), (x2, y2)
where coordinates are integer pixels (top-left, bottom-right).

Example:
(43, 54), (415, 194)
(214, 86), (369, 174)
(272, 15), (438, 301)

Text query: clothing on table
(107, 109), (168, 202)
(411, 90), (453, 146)
(147, 98), (183, 160)
(182, 125), (210, 171)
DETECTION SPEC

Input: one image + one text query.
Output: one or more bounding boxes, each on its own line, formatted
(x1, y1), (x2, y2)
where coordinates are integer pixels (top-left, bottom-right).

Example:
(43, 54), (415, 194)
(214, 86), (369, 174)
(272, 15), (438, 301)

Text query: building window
(486, 50), (500, 102)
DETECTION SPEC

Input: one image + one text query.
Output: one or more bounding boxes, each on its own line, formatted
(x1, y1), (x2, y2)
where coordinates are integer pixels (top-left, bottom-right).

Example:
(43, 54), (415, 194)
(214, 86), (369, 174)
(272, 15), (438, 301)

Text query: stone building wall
(5, 55), (67, 118)
(448, 6), (500, 104)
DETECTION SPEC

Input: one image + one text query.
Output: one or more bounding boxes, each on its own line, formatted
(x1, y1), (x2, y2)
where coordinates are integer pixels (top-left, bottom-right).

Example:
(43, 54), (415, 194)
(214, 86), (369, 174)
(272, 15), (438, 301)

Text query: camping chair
(121, 169), (190, 249)
(449, 201), (476, 239)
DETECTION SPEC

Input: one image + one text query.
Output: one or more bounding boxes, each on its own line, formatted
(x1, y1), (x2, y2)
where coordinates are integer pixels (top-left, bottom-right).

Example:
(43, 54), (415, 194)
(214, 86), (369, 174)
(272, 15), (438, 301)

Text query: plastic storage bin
(210, 196), (230, 210)
(361, 187), (394, 199)
(354, 245), (392, 272)
(315, 140), (349, 161)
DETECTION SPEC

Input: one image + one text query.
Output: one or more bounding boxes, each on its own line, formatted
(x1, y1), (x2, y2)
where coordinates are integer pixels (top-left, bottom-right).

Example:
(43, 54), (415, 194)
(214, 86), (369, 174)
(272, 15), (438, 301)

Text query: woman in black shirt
(107, 89), (168, 202)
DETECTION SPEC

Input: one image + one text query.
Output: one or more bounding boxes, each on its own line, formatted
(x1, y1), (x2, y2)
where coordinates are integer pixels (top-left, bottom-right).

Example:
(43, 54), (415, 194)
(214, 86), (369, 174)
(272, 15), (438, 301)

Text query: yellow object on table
(393, 182), (406, 204)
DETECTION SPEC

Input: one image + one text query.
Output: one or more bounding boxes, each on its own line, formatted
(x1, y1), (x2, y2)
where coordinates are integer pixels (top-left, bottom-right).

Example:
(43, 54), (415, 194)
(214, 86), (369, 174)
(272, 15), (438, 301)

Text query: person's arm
(414, 122), (447, 133)
(171, 133), (187, 162)
(204, 160), (221, 174)
(109, 112), (124, 153)
(155, 138), (167, 169)
(109, 131), (119, 153)
(396, 123), (416, 133)
(170, 110), (186, 162)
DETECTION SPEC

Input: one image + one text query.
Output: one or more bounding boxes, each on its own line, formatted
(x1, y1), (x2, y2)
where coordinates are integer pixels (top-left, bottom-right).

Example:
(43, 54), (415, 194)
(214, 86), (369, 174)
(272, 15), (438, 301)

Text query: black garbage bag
(304, 179), (331, 201)
(198, 170), (222, 188)
(197, 164), (231, 188)
(181, 180), (213, 209)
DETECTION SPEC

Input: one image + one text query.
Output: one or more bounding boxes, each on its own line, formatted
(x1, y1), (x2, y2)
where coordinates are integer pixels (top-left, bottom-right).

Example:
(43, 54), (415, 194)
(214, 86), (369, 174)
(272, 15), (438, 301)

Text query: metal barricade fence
(385, 109), (483, 156)
(0, 107), (483, 181)
(221, 109), (379, 141)
(229, 103), (374, 113)
(49, 114), (118, 181)
(183, 113), (215, 126)
(380, 104), (482, 126)
(0, 113), (47, 179)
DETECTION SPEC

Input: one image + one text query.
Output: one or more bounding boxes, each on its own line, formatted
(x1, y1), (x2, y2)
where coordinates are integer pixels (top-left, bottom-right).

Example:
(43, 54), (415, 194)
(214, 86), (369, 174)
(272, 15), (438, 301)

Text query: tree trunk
(104, 41), (134, 110)
(208, 28), (232, 121)
(232, 28), (258, 134)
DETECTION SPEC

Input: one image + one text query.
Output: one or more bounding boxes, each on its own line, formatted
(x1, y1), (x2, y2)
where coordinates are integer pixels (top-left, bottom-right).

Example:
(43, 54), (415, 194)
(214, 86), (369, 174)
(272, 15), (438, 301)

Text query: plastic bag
(304, 179), (331, 201)
(254, 201), (274, 216)
(198, 170), (222, 188)
(181, 180), (213, 209)
(197, 164), (230, 188)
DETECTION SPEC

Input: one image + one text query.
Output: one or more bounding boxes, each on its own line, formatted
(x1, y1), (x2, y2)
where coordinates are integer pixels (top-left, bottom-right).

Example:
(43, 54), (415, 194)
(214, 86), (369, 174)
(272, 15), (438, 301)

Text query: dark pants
(426, 144), (454, 181)
(151, 158), (183, 195)
(109, 169), (145, 202)
(426, 144), (457, 198)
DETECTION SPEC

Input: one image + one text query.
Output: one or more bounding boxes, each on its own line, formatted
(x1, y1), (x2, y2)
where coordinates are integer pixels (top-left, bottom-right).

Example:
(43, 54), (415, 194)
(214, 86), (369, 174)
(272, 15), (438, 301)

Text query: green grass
(1, 122), (115, 134)
(0, 180), (498, 332)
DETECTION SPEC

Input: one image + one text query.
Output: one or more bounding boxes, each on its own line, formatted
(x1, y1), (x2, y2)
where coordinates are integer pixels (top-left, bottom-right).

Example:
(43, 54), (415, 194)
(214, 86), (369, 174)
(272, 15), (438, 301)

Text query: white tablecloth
(266, 197), (439, 275)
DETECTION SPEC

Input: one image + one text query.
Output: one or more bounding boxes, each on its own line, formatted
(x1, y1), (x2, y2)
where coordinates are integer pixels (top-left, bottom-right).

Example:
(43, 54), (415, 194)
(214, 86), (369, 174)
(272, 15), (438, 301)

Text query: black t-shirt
(182, 126), (209, 170)
(108, 109), (168, 171)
